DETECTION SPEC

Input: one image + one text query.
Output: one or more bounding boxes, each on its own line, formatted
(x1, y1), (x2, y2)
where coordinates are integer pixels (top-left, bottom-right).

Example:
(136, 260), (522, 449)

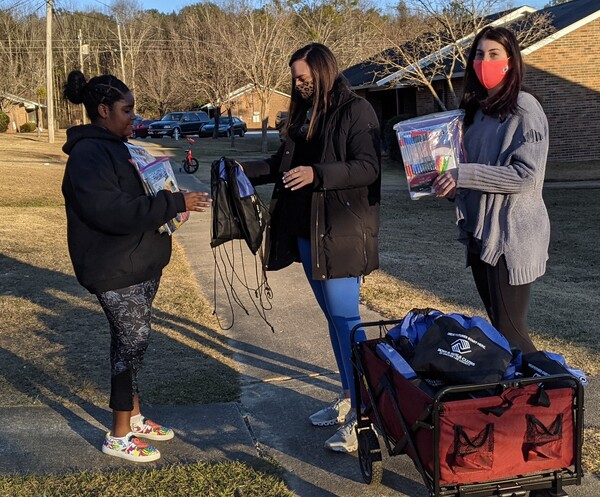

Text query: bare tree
(168, 3), (243, 134)
(288, 0), (391, 70)
(0, 0), (393, 124)
(215, 0), (293, 151)
(137, 51), (184, 117)
(0, 7), (46, 98)
(371, 0), (555, 110)
(110, 0), (155, 99)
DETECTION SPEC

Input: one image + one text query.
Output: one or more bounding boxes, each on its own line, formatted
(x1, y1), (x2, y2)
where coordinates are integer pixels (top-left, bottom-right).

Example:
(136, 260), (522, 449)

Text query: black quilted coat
(244, 81), (381, 280)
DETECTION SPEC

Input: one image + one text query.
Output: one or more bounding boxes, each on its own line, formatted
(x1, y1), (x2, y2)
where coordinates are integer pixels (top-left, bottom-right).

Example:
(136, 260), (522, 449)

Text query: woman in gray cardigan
(433, 26), (549, 359)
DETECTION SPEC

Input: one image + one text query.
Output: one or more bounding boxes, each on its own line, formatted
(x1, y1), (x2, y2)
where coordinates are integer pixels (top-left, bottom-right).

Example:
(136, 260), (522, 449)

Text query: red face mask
(473, 59), (510, 90)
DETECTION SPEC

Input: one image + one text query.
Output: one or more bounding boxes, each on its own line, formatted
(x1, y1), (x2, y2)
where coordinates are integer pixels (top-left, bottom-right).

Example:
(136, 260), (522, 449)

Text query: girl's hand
(283, 165), (314, 191)
(182, 191), (212, 212)
(432, 169), (458, 198)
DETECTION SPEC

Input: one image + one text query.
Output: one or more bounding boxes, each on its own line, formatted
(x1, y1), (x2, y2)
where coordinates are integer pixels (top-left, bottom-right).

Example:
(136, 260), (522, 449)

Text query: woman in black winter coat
(242, 43), (381, 453)
(62, 70), (210, 463)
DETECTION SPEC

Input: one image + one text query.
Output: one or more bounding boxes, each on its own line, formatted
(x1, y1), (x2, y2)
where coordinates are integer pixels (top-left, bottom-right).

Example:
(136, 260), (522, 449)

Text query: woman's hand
(182, 191), (212, 212)
(432, 169), (458, 198)
(283, 165), (314, 191)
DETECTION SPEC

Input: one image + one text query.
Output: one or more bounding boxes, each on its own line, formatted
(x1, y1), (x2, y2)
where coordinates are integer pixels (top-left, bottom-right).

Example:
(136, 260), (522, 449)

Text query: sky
(56, 0), (551, 15)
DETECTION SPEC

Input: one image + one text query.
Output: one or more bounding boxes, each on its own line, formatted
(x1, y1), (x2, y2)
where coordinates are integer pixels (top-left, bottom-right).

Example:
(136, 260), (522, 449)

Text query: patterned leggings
(96, 278), (160, 411)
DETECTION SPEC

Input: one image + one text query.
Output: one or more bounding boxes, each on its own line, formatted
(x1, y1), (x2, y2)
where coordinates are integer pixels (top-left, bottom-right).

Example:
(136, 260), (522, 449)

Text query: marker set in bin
(393, 109), (465, 200)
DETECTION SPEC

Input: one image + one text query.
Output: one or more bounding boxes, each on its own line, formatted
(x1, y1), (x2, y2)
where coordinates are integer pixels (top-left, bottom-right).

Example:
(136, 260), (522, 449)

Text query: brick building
(343, 0), (600, 163)
(0, 94), (45, 133)
(522, 8), (600, 162)
(205, 84), (291, 130)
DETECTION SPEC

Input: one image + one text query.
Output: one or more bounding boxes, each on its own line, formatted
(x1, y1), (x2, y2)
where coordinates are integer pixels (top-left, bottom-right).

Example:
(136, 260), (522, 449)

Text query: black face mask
(295, 80), (314, 101)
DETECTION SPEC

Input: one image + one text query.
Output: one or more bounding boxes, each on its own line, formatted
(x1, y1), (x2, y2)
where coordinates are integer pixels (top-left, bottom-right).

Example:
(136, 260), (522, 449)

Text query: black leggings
(469, 255), (536, 354)
(96, 278), (160, 411)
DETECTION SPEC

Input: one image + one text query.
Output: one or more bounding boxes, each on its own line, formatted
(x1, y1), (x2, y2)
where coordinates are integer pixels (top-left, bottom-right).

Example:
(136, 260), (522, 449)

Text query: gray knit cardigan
(456, 92), (550, 286)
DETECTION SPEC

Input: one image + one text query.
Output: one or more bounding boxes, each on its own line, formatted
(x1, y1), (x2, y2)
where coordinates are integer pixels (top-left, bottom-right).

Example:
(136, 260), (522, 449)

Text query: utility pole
(46, 0), (55, 143)
(117, 22), (126, 81)
(78, 29), (87, 124)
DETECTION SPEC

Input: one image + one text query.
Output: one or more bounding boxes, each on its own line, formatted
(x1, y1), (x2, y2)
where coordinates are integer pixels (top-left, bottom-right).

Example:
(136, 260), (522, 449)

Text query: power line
(0, 0), (40, 12)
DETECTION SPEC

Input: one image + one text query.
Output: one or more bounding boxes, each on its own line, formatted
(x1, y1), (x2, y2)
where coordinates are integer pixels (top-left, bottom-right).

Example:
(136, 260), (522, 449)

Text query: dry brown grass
(1, 130), (599, 475)
(583, 428), (600, 475)
(361, 187), (600, 374)
(0, 131), (238, 409)
(360, 185), (600, 474)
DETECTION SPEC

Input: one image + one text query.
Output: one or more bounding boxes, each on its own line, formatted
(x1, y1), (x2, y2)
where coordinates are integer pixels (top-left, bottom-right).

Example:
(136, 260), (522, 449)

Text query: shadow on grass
(0, 254), (368, 495)
(0, 255), (250, 466)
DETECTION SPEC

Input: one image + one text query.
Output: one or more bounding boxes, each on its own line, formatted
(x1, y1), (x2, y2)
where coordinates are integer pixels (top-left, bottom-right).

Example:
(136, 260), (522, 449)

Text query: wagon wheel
(358, 427), (382, 485)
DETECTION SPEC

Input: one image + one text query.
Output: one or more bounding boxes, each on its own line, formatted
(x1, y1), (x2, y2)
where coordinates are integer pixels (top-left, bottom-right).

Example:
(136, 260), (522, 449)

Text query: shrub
(20, 122), (37, 133)
(0, 111), (9, 132)
(383, 114), (412, 163)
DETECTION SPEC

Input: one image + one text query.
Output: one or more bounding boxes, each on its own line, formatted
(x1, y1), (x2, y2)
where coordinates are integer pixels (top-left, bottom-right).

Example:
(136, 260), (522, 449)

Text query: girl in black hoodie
(62, 70), (210, 462)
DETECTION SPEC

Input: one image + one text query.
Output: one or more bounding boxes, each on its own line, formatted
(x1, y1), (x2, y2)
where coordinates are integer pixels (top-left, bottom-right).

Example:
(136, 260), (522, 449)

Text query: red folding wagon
(351, 320), (584, 497)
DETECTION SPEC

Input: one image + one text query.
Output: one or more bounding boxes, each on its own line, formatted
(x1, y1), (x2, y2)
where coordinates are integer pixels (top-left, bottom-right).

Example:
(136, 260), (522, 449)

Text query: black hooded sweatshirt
(62, 125), (186, 294)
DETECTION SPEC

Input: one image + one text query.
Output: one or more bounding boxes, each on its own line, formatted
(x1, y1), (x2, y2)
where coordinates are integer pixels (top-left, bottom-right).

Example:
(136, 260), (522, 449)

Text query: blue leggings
(297, 238), (365, 407)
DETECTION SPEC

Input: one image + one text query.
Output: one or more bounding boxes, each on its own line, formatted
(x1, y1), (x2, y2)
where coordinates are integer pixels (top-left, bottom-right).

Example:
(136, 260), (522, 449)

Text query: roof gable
(0, 93), (46, 110)
(522, 0), (600, 56)
(228, 84), (291, 102)
(344, 0), (600, 90)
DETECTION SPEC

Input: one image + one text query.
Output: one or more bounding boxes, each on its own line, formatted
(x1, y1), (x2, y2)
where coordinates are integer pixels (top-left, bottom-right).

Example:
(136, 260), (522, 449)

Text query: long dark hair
(460, 26), (523, 126)
(63, 70), (130, 121)
(286, 43), (350, 140)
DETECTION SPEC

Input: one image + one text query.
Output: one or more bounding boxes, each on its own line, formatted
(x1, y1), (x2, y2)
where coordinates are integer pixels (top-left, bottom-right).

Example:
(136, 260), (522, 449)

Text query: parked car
(199, 116), (247, 137)
(131, 119), (157, 139)
(148, 111), (210, 138)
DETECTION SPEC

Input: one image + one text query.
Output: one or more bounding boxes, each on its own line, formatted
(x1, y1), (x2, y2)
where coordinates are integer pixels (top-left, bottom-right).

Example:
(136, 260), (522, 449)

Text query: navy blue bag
(408, 313), (513, 386)
(521, 351), (589, 387)
(385, 308), (442, 360)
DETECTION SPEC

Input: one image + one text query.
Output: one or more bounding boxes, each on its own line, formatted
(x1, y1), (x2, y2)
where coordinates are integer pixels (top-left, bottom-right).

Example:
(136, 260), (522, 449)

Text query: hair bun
(63, 70), (88, 105)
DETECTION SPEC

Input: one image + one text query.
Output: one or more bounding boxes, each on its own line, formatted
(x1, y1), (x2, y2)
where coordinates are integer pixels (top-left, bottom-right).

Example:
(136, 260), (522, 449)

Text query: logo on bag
(451, 339), (471, 355)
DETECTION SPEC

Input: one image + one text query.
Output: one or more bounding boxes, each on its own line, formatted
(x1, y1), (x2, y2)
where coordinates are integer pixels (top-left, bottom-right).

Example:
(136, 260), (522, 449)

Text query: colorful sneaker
(309, 393), (351, 427)
(130, 415), (174, 441)
(101, 432), (161, 462)
(324, 411), (358, 453)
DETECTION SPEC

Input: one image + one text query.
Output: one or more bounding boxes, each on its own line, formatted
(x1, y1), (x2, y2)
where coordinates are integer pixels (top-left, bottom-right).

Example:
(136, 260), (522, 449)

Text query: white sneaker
(309, 393), (351, 427)
(324, 411), (358, 453)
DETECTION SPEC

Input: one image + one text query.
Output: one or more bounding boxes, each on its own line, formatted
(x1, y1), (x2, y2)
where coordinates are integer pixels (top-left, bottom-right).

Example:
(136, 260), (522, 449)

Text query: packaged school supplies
(394, 109), (464, 200)
(125, 143), (189, 235)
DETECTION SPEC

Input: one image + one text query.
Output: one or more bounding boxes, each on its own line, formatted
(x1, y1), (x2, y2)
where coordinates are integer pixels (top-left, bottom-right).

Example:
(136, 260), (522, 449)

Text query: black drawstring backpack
(210, 157), (269, 255)
(210, 157), (274, 331)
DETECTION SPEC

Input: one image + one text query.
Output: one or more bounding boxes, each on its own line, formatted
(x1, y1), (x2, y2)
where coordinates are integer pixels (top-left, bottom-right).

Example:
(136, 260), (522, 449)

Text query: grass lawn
(0, 461), (292, 497)
(0, 131), (292, 496)
(0, 129), (599, 493)
(146, 132), (600, 474)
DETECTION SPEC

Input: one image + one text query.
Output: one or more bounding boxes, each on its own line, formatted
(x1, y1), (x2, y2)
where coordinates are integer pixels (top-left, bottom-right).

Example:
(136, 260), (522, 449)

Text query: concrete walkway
(1, 156), (598, 496)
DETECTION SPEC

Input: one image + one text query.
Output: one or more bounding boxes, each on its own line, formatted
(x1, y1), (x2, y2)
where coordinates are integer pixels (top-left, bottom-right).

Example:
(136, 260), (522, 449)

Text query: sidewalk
(173, 172), (425, 497)
(174, 172), (600, 497)
(0, 166), (598, 496)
